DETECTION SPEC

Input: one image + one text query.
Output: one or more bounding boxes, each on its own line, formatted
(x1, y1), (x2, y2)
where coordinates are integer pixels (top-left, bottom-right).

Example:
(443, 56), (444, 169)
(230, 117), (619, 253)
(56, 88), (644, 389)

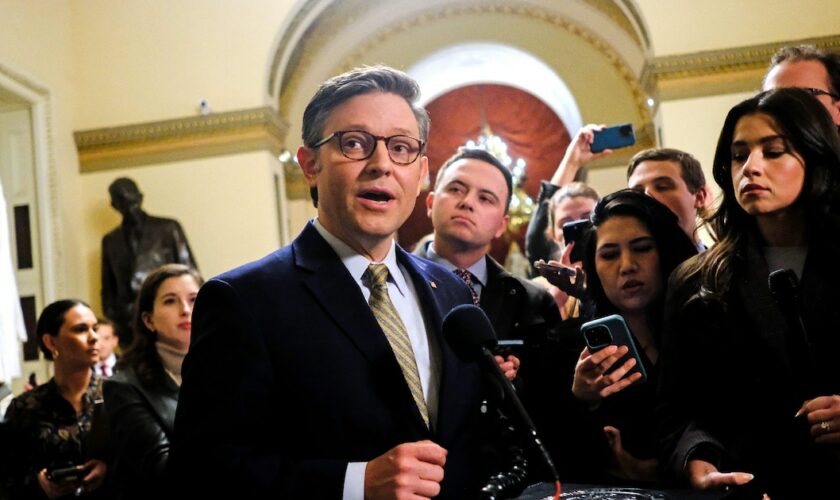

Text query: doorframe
(0, 63), (60, 303)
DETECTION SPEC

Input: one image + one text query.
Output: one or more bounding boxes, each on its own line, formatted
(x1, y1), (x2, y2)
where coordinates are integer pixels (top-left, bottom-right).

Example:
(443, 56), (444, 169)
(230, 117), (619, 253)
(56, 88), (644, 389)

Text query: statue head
(109, 177), (144, 220)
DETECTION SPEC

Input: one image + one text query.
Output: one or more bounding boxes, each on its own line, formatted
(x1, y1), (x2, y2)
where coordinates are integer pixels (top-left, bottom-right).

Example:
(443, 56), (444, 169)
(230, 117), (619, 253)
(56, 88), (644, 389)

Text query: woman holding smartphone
(659, 88), (840, 497)
(3, 300), (110, 498)
(560, 189), (696, 485)
(103, 264), (202, 499)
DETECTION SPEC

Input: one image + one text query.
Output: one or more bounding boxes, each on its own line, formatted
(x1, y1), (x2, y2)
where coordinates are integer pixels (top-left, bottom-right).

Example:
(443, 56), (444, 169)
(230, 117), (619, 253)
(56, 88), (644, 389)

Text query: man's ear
(425, 191), (435, 219)
(494, 215), (510, 239)
(297, 146), (319, 188)
(416, 156), (429, 197)
(694, 185), (711, 210)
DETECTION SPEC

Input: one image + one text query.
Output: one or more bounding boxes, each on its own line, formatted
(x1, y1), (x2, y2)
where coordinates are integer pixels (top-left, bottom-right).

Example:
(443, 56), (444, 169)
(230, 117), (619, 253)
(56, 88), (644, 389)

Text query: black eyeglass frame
(311, 130), (425, 165)
(803, 87), (840, 101)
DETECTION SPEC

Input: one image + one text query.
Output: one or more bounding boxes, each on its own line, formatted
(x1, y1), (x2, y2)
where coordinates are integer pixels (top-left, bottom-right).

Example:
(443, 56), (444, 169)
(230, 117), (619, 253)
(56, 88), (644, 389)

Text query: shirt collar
(427, 242), (488, 287)
(312, 219), (408, 296)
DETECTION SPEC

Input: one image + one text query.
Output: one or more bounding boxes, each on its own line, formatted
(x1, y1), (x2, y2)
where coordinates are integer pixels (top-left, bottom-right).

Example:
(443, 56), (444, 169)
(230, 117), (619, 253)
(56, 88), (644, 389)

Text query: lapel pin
(430, 281), (437, 289)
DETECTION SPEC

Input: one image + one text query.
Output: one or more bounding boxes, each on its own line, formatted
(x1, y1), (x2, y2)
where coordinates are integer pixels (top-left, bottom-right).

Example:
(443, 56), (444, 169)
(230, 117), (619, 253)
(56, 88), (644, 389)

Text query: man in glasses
(764, 44), (840, 128)
(172, 66), (494, 499)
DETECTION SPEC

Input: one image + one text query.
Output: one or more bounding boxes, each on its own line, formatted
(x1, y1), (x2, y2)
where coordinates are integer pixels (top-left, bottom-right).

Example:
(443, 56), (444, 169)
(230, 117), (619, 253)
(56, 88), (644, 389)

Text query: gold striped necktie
(365, 263), (429, 427)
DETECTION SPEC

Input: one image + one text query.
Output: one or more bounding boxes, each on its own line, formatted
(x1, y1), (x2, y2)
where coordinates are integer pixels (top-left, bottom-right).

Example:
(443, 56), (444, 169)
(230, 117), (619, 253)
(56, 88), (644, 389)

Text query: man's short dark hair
(626, 147), (706, 194)
(301, 66), (430, 207)
(434, 147), (513, 213)
(766, 44), (840, 96)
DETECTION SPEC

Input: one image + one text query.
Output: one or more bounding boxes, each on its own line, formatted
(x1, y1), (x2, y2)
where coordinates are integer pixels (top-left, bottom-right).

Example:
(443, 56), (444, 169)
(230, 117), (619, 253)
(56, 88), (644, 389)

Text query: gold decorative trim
(75, 107), (289, 172)
(653, 34), (840, 100)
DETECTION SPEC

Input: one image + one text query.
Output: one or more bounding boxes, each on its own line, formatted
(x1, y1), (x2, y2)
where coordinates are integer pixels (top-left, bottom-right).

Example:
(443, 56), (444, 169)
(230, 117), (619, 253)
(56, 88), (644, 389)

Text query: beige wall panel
(79, 151), (281, 313)
(637, 0), (840, 55)
(69, 0), (295, 128)
(659, 91), (756, 198)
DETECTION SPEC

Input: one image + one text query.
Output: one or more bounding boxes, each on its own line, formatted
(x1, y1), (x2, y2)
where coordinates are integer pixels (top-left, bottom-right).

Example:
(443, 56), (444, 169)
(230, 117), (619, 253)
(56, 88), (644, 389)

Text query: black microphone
(768, 269), (819, 396)
(443, 304), (560, 489)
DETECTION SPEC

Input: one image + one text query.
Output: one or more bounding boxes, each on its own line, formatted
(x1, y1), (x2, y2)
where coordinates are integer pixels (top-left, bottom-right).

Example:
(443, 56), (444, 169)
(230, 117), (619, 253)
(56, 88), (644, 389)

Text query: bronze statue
(101, 178), (198, 347)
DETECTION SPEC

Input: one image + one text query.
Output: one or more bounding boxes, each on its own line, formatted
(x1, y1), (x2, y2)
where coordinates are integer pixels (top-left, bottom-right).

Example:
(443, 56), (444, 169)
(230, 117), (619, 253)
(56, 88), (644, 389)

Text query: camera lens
(585, 325), (612, 348)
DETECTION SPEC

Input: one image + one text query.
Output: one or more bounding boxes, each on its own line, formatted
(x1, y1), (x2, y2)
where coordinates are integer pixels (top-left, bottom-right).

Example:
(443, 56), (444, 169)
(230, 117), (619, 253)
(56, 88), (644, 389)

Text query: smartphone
(590, 123), (636, 153)
(561, 219), (591, 263)
(580, 314), (647, 384)
(47, 465), (85, 482)
(493, 339), (524, 357)
(534, 261), (575, 280)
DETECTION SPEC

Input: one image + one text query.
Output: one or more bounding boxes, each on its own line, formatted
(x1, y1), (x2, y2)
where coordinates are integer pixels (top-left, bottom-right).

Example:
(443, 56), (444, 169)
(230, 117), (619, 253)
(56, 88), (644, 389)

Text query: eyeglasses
(803, 87), (840, 101)
(312, 130), (424, 165)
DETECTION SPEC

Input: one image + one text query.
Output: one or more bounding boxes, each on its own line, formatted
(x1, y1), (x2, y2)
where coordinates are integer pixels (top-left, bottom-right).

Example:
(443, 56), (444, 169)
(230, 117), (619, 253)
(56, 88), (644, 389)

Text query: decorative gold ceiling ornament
(652, 34), (840, 100)
(74, 106), (289, 172)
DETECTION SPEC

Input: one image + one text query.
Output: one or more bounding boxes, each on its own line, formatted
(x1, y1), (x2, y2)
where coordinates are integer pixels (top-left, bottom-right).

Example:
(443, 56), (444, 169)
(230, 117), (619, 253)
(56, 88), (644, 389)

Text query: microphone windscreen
(443, 304), (497, 362)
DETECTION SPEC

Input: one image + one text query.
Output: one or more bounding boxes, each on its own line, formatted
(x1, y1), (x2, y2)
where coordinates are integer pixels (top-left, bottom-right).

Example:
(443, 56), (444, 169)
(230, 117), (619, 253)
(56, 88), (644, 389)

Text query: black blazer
(170, 222), (486, 498)
(658, 226), (840, 496)
(103, 366), (178, 499)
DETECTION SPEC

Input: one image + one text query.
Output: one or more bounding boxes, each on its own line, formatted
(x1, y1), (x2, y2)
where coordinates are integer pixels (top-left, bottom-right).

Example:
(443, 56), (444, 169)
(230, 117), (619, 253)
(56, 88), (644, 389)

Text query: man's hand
(495, 354), (520, 381)
(81, 459), (107, 492)
(686, 459), (754, 490)
(365, 440), (447, 499)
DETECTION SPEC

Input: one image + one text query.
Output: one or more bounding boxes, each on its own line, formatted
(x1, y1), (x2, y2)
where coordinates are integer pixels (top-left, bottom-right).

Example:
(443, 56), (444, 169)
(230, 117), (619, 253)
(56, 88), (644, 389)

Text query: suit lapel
(295, 225), (430, 434)
(399, 249), (473, 442)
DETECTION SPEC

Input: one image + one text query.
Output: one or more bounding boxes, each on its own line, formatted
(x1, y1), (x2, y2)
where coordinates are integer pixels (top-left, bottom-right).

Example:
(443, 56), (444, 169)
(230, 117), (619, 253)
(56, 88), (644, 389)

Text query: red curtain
(399, 84), (571, 263)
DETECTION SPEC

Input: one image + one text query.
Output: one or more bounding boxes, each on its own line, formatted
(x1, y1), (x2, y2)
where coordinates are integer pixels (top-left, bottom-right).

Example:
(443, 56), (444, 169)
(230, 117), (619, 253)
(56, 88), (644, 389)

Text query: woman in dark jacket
(4, 300), (110, 498)
(103, 264), (202, 499)
(558, 189), (696, 485)
(658, 88), (840, 497)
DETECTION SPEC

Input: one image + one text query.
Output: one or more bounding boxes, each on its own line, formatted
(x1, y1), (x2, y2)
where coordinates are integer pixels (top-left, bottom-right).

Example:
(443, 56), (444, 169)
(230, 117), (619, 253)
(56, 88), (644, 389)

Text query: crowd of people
(2, 43), (840, 499)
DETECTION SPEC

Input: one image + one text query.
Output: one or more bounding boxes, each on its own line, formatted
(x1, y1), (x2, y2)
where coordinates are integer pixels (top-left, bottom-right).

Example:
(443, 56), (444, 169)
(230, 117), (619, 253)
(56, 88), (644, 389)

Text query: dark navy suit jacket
(170, 222), (486, 498)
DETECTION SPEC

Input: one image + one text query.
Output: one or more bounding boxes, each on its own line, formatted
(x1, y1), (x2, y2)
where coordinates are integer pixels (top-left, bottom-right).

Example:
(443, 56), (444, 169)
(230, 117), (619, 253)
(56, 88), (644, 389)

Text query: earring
(52, 350), (59, 359)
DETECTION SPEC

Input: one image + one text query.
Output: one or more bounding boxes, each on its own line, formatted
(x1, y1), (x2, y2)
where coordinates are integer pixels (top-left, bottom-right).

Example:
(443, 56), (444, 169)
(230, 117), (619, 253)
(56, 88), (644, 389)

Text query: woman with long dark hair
(103, 264), (203, 499)
(659, 88), (840, 496)
(560, 189), (696, 484)
(4, 300), (110, 498)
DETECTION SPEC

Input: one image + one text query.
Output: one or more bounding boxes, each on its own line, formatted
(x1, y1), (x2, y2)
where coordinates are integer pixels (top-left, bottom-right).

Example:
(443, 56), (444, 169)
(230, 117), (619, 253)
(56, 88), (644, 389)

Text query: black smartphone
(47, 465), (85, 482)
(492, 339), (524, 357)
(561, 219), (591, 263)
(534, 261), (575, 280)
(591, 123), (636, 153)
(580, 314), (647, 384)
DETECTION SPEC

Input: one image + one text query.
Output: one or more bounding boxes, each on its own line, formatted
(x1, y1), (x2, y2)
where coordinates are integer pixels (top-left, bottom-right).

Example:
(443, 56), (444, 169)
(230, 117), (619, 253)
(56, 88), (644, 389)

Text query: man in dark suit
(414, 148), (561, 363)
(101, 178), (197, 348)
(171, 66), (494, 498)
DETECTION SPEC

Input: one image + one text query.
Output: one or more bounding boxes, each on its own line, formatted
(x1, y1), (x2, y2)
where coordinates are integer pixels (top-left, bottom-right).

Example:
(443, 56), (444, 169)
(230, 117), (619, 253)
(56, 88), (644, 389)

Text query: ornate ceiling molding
(74, 107), (289, 172)
(652, 34), (840, 100)
(335, 3), (654, 145)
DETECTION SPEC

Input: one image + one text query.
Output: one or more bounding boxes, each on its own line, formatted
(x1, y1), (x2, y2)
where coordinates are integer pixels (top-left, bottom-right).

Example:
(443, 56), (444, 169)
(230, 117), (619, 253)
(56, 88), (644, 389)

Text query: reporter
(564, 189), (696, 484)
(103, 264), (202, 499)
(659, 87), (840, 496)
(3, 300), (110, 498)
